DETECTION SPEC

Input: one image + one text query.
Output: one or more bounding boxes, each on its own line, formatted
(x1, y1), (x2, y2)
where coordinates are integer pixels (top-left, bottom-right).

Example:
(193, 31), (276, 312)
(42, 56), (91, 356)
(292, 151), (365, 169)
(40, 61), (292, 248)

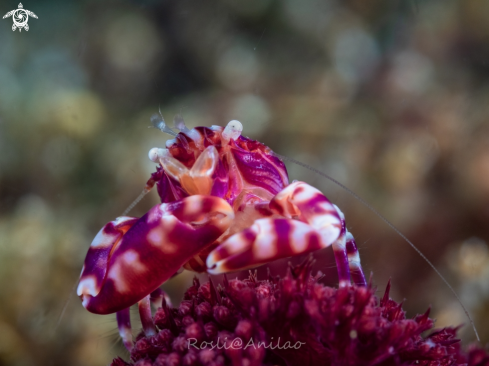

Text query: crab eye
(148, 148), (169, 162)
(222, 120), (243, 143)
(148, 148), (159, 162)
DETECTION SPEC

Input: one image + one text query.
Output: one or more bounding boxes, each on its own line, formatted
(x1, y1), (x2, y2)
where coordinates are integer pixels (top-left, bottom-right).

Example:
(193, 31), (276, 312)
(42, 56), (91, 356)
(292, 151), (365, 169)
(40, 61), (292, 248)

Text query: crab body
(77, 118), (366, 350)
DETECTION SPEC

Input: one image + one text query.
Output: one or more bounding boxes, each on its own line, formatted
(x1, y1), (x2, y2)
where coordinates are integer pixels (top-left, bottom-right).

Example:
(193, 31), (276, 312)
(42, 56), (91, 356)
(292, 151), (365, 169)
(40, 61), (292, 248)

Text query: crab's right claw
(77, 195), (234, 314)
(207, 181), (342, 274)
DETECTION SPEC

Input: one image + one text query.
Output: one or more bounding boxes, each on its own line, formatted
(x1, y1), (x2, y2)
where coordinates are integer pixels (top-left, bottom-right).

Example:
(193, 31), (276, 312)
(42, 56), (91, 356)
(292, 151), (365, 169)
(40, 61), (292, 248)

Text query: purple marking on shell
(209, 227), (257, 266)
(194, 127), (220, 148)
(231, 142), (287, 196)
(167, 134), (195, 167)
(297, 194), (341, 228)
(223, 249), (254, 271)
(306, 231), (322, 251)
(270, 219), (328, 257)
(155, 168), (189, 203)
(242, 227), (258, 242)
(274, 218), (292, 253)
(301, 194), (333, 214)
(268, 198), (285, 216)
(268, 154), (288, 176)
(236, 135), (260, 150)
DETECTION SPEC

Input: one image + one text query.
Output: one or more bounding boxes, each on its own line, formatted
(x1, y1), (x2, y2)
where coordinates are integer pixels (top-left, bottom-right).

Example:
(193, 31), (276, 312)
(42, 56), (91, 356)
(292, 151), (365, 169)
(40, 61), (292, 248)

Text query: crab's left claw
(207, 181), (343, 274)
(78, 195), (234, 314)
(78, 216), (139, 301)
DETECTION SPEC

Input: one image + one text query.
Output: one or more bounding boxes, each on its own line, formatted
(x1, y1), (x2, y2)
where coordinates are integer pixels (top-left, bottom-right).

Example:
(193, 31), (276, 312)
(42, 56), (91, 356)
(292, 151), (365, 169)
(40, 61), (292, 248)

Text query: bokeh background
(1, 0), (489, 364)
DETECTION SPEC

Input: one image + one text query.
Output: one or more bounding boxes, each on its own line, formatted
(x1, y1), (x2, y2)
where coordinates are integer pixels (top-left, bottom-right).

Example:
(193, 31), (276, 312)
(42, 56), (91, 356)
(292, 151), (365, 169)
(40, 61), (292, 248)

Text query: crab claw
(206, 181), (343, 274)
(78, 195), (234, 314)
(206, 218), (327, 273)
(77, 216), (139, 302)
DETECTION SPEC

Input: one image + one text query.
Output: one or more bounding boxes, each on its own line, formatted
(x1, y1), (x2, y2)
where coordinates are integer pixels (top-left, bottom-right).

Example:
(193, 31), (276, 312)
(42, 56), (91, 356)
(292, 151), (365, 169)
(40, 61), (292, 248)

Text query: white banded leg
(116, 308), (133, 351)
(334, 205), (366, 287)
(345, 231), (366, 286)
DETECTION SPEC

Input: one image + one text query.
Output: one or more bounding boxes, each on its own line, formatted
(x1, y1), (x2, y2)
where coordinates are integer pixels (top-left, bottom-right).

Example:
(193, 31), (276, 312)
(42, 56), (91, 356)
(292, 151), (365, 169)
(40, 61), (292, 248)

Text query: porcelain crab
(77, 116), (367, 351)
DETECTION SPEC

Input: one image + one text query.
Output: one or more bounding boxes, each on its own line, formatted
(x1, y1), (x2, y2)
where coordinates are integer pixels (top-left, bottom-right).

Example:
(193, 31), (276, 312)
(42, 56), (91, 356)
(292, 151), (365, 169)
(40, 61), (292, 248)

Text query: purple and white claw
(78, 195), (234, 314)
(207, 218), (331, 274)
(207, 182), (343, 274)
(77, 216), (138, 300)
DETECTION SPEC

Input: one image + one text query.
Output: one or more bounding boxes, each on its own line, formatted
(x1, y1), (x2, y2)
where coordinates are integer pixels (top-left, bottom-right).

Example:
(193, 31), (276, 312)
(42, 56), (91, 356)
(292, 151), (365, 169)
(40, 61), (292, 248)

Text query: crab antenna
(150, 113), (177, 136)
(174, 115), (191, 133)
(54, 280), (79, 335)
(121, 189), (150, 216)
(274, 152), (480, 342)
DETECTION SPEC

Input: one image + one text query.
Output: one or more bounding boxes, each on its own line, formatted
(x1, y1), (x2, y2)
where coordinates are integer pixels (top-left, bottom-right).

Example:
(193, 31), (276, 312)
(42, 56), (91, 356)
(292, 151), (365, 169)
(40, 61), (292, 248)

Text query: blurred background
(1, 0), (489, 364)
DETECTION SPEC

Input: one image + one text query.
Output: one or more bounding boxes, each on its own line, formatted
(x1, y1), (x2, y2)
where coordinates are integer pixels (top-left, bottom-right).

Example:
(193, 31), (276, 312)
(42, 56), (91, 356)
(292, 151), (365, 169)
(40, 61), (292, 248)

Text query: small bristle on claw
(150, 113), (177, 136)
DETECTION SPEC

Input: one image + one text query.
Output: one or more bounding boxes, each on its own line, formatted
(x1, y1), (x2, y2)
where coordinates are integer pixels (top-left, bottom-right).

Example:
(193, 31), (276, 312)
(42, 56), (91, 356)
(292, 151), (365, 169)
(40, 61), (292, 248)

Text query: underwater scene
(1, 0), (489, 365)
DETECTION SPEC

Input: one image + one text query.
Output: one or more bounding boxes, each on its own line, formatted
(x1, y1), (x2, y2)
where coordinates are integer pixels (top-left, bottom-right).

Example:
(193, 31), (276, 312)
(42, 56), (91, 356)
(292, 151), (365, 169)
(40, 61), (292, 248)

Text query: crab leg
(138, 295), (156, 336)
(332, 234), (351, 287)
(150, 288), (170, 309)
(346, 232), (366, 286)
(207, 181), (344, 274)
(116, 290), (165, 352)
(331, 204), (351, 287)
(334, 204), (367, 286)
(116, 308), (133, 351)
